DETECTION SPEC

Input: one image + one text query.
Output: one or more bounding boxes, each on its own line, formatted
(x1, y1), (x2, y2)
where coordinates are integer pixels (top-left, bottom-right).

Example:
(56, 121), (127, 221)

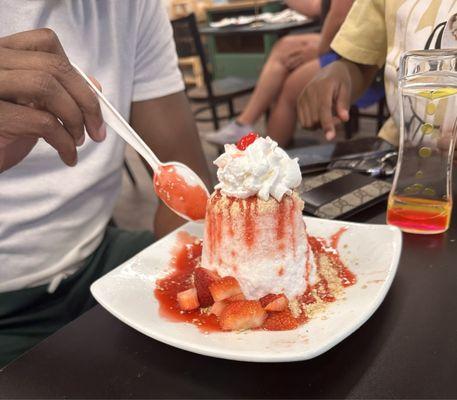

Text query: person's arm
(285, 0), (321, 18)
(318, 0), (354, 55)
(297, 0), (386, 140)
(130, 92), (212, 238)
(297, 59), (379, 140)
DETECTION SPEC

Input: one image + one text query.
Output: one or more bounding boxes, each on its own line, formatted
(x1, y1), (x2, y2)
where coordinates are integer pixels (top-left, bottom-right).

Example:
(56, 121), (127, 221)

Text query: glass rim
(402, 49), (457, 58)
(399, 49), (457, 80)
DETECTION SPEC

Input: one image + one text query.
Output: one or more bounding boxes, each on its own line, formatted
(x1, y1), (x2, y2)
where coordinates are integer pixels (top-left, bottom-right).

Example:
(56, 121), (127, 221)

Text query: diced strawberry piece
(209, 301), (227, 317)
(260, 294), (281, 307)
(260, 294), (289, 312)
(219, 300), (267, 331)
(265, 297), (288, 312)
(194, 267), (220, 307)
(226, 293), (246, 302)
(209, 276), (242, 302)
(263, 310), (299, 331)
(177, 288), (200, 311)
(236, 132), (259, 150)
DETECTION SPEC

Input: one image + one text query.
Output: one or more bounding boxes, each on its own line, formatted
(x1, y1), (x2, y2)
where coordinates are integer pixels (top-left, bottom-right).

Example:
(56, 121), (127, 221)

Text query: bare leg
(237, 34), (320, 126)
(267, 59), (321, 147)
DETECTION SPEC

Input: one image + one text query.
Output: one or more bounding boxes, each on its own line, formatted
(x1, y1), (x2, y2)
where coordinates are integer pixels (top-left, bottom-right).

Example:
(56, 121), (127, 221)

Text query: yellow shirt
(331, 0), (457, 145)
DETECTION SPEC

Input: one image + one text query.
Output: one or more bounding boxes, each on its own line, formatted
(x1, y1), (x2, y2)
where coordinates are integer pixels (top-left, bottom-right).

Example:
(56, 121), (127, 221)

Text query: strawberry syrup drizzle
(289, 197), (297, 257)
(309, 228), (356, 287)
(154, 232), (221, 332)
(155, 228), (356, 332)
(227, 197), (236, 237)
(276, 199), (287, 242)
(315, 276), (336, 302)
(330, 227), (347, 249)
(206, 193), (220, 264)
(243, 197), (257, 248)
(153, 165), (208, 221)
(206, 210), (214, 264)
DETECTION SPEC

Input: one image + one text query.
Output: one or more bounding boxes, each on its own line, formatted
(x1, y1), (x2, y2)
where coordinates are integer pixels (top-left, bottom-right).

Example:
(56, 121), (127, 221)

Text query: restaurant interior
(118, 0), (386, 228)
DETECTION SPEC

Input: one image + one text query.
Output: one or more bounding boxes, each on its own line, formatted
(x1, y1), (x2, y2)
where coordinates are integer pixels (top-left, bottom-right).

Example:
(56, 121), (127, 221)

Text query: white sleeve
(132, 0), (185, 102)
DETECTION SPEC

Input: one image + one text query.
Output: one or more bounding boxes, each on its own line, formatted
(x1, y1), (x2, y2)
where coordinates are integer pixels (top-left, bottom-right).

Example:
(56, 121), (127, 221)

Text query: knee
(270, 36), (294, 61)
(273, 36), (290, 51)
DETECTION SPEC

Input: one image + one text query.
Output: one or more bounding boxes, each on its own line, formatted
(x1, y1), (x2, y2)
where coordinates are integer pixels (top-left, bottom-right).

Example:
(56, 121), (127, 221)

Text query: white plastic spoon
(71, 62), (209, 222)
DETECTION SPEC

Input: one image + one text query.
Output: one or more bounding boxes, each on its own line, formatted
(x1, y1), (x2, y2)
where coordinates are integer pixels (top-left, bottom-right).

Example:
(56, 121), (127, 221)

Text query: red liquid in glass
(387, 195), (451, 234)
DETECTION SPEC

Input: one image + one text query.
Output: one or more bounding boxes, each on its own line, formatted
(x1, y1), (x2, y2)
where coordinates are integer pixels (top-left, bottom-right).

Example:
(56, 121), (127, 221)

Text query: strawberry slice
(209, 301), (227, 317)
(194, 267), (220, 307)
(226, 293), (246, 302)
(177, 288), (200, 311)
(208, 295), (246, 318)
(219, 300), (267, 331)
(263, 309), (299, 331)
(260, 294), (289, 312)
(236, 132), (259, 151)
(209, 276), (242, 302)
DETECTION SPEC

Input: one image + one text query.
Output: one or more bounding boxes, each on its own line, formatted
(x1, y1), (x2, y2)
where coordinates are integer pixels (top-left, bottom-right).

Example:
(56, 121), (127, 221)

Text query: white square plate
(91, 217), (402, 363)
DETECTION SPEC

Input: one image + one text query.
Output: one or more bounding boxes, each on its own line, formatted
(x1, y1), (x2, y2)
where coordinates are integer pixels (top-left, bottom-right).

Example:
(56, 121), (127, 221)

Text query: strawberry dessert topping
(155, 229), (355, 333)
(236, 132), (259, 151)
(209, 276), (243, 302)
(193, 267), (220, 307)
(219, 300), (266, 331)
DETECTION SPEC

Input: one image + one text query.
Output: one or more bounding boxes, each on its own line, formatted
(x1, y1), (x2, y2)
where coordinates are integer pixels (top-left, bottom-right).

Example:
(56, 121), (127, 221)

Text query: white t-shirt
(0, 0), (184, 292)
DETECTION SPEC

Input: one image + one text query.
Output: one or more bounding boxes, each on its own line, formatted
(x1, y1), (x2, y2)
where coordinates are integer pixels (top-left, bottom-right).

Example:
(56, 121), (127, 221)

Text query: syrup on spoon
(154, 163), (209, 221)
(71, 62), (209, 222)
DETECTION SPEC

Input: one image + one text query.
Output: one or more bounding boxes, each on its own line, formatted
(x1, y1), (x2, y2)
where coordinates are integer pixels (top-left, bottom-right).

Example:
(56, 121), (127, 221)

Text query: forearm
(285, 0), (321, 18)
(339, 59), (379, 102)
(318, 0), (354, 54)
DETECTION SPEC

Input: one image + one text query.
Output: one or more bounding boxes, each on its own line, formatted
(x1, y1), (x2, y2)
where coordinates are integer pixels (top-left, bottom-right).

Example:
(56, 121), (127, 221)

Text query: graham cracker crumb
(289, 299), (302, 318)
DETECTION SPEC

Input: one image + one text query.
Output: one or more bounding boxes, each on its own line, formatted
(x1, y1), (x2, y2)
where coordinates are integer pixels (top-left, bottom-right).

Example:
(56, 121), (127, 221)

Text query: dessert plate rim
(91, 217), (402, 363)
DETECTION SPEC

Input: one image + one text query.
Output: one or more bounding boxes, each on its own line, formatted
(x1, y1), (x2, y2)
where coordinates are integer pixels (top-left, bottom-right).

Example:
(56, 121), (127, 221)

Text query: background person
(205, 0), (323, 145)
(206, 0), (354, 147)
(297, 0), (457, 145)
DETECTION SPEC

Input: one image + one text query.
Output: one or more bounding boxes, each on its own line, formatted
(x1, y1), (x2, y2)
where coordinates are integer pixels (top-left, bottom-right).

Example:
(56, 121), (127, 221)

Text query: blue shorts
(319, 51), (385, 108)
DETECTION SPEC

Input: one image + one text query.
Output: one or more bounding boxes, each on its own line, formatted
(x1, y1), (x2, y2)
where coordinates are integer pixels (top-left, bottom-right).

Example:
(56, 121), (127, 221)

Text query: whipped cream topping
(214, 136), (302, 201)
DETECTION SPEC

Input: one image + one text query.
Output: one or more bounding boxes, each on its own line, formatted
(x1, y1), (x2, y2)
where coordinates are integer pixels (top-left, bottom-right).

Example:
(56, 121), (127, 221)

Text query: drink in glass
(387, 50), (457, 234)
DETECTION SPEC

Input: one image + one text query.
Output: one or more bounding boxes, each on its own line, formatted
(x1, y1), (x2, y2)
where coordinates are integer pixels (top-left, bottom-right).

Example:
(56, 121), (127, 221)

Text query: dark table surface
(199, 18), (319, 36)
(1, 200), (457, 399)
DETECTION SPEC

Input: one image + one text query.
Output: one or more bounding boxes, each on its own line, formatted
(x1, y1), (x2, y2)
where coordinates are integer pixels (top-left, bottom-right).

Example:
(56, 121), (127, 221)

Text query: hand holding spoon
(71, 62), (209, 222)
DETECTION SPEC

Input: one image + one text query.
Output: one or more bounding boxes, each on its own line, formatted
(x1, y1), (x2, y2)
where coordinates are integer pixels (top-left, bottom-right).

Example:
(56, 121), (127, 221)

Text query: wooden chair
(171, 13), (256, 130)
(178, 56), (204, 87)
(170, 0), (211, 22)
(344, 98), (388, 139)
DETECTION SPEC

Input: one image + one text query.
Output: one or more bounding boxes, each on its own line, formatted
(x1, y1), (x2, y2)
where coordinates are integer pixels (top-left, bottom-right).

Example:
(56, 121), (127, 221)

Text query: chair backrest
(171, 13), (214, 96)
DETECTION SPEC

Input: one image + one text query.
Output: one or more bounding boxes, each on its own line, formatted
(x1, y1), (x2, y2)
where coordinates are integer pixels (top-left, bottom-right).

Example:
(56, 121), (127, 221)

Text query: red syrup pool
(154, 228), (356, 332)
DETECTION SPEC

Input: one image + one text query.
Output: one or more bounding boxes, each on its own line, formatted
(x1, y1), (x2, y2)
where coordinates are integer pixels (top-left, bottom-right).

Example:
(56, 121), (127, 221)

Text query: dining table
(200, 4), (320, 80)
(1, 196), (457, 398)
(199, 18), (319, 36)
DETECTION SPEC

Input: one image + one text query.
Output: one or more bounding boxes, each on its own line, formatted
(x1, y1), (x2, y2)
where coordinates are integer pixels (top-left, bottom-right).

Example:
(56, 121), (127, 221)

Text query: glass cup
(387, 50), (457, 234)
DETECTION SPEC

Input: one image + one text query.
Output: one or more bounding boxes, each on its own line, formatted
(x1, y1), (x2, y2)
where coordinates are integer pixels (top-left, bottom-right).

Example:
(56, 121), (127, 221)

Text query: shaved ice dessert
(155, 133), (356, 332)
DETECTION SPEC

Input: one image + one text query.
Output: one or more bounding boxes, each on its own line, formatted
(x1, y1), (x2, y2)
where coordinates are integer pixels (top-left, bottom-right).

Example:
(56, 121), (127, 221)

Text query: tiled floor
(112, 95), (378, 232)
